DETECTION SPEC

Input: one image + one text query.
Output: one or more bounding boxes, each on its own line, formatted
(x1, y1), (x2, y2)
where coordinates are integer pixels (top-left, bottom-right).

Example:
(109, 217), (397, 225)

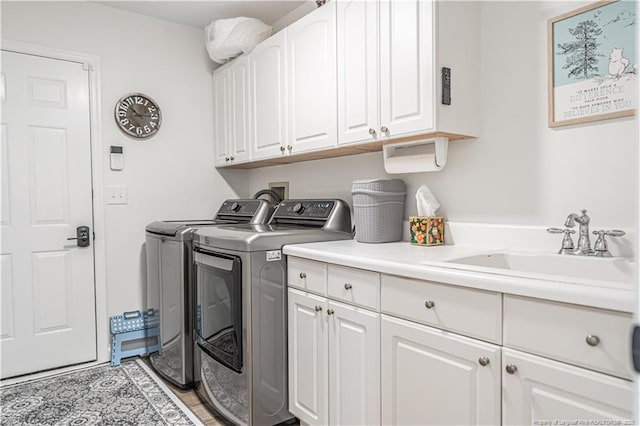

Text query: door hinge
(632, 326), (640, 373)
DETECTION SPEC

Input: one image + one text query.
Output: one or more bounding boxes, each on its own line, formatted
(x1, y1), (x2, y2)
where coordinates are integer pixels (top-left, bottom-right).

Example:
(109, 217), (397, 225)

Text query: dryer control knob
(293, 203), (305, 215)
(230, 202), (241, 212)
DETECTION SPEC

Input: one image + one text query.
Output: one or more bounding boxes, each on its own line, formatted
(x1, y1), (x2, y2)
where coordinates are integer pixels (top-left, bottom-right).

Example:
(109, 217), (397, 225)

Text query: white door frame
(2, 39), (109, 365)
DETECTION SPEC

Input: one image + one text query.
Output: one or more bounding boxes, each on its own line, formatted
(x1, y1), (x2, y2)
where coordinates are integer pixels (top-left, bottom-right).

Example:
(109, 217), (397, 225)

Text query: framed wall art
(548, 0), (637, 128)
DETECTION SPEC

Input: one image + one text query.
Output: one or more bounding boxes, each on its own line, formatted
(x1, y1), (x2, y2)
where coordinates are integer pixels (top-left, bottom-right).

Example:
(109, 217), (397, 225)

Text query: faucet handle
(592, 230), (625, 257)
(547, 227), (576, 254)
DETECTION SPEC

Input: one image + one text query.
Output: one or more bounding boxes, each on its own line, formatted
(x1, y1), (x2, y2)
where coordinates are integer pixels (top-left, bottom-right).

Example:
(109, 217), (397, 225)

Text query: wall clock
(114, 93), (162, 138)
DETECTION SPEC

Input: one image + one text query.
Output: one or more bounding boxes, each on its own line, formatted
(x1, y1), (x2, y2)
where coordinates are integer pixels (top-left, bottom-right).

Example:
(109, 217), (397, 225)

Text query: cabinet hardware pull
(229, 156), (234, 161)
(585, 334), (600, 347)
(424, 300), (435, 309)
(287, 145), (292, 151)
(327, 309), (334, 316)
(344, 283), (352, 290)
(225, 157), (230, 161)
(315, 305), (322, 312)
(280, 146), (286, 152)
(478, 357), (490, 366)
(299, 272), (307, 279)
(368, 128), (376, 136)
(380, 126), (389, 134)
(505, 364), (518, 374)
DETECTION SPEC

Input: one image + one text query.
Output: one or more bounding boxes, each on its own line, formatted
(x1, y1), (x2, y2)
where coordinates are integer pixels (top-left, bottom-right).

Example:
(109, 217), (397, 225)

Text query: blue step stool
(110, 309), (161, 367)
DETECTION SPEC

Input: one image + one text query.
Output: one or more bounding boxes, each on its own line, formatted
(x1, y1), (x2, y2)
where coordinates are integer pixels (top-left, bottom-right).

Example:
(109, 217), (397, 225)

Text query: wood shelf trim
(224, 132), (474, 169)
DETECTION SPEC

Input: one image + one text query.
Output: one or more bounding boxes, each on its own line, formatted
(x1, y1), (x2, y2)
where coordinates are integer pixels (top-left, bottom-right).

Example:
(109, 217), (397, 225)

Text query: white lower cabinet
(288, 287), (380, 426)
(381, 314), (501, 425)
(503, 348), (633, 425)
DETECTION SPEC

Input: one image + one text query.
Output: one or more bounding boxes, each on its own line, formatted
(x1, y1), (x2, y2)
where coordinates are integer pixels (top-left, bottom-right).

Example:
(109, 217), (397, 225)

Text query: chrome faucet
(564, 209), (593, 255)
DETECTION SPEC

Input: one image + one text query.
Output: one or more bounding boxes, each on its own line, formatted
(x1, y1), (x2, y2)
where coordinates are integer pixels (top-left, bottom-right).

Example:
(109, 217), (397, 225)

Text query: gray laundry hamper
(351, 179), (406, 243)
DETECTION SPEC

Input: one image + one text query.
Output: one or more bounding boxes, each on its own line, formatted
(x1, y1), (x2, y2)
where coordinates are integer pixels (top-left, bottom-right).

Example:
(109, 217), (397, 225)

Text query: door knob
(67, 226), (91, 247)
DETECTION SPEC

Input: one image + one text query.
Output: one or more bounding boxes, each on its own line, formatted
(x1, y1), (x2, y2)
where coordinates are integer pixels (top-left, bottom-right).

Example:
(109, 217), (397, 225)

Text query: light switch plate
(107, 185), (128, 205)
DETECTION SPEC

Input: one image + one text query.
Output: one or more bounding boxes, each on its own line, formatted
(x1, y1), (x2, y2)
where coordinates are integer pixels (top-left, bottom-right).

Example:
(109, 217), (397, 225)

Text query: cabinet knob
(229, 156), (234, 161)
(380, 126), (389, 134)
(478, 357), (490, 367)
(327, 309), (335, 316)
(315, 305), (323, 312)
(225, 157), (230, 161)
(299, 272), (307, 279)
(344, 283), (352, 290)
(424, 300), (435, 309)
(585, 334), (600, 347)
(280, 146), (286, 152)
(287, 145), (293, 151)
(505, 364), (518, 374)
(368, 128), (376, 136)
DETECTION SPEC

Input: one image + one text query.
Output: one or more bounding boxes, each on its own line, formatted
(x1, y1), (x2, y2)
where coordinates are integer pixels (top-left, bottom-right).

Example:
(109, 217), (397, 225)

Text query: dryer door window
(194, 250), (243, 373)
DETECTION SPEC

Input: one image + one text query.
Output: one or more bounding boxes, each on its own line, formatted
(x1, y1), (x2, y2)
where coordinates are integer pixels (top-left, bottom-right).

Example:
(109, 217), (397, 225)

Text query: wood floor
(164, 382), (227, 425)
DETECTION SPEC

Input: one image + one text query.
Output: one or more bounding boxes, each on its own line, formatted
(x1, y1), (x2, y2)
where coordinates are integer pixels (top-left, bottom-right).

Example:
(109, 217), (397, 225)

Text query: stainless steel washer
(192, 200), (353, 425)
(145, 199), (273, 389)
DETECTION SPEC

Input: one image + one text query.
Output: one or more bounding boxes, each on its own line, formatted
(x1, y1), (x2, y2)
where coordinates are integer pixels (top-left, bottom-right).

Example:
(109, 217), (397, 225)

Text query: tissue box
(410, 216), (444, 246)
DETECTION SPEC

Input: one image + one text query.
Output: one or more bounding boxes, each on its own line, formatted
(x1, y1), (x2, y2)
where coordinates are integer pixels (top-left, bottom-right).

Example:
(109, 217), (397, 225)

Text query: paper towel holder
(382, 137), (448, 174)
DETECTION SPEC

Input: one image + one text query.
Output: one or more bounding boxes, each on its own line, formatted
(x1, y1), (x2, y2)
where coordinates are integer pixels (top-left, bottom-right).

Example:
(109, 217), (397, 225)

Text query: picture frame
(547, 0), (637, 128)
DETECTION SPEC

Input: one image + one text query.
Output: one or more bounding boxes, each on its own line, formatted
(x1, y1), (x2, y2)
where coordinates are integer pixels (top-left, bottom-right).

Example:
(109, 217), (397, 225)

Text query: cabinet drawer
(381, 274), (502, 343)
(503, 295), (633, 379)
(288, 257), (327, 295)
(328, 264), (380, 310)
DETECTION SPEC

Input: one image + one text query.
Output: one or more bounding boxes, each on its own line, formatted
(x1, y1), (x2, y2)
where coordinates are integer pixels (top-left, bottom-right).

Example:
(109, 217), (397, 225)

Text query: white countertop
(282, 240), (636, 313)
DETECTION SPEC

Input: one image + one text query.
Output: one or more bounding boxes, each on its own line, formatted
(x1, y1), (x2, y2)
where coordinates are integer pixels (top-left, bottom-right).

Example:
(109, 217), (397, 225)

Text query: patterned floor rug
(0, 359), (202, 425)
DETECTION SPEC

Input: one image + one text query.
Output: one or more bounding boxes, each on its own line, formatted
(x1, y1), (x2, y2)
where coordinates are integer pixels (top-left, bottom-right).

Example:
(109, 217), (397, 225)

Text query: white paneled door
(1, 50), (96, 379)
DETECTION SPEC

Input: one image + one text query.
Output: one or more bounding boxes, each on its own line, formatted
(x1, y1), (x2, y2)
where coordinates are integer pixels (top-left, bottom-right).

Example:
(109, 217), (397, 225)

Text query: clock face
(114, 93), (161, 138)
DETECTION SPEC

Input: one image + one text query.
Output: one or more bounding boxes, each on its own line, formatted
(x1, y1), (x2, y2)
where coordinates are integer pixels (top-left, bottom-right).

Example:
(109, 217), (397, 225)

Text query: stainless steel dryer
(192, 200), (353, 426)
(145, 199), (273, 389)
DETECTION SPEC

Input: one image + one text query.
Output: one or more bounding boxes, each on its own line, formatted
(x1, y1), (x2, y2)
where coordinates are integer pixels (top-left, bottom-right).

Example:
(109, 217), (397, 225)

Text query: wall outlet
(107, 185), (128, 205)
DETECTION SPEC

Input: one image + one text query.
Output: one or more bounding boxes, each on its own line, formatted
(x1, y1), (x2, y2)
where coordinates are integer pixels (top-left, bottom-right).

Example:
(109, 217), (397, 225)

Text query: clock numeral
(134, 96), (144, 105)
(120, 118), (129, 126)
(150, 121), (157, 128)
(136, 127), (143, 135)
(144, 100), (149, 106)
(126, 97), (134, 106)
(118, 110), (126, 117)
(148, 106), (156, 112)
(118, 103), (128, 112)
(144, 125), (151, 133)
(150, 114), (159, 121)
(128, 124), (135, 131)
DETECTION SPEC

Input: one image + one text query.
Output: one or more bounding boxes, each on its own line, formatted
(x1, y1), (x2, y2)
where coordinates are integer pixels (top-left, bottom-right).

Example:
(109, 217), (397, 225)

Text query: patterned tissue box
(410, 216), (444, 246)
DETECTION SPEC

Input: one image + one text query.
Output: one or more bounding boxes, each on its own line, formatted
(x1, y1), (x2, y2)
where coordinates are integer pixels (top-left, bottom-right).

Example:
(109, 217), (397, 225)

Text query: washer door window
(194, 250), (243, 373)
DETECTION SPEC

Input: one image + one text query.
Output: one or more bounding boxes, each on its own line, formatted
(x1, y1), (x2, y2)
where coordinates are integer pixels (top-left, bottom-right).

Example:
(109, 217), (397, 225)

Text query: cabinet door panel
(229, 56), (250, 162)
(288, 288), (328, 426)
(382, 315), (500, 425)
(250, 31), (287, 160)
(328, 300), (380, 426)
(213, 67), (229, 166)
(379, 0), (434, 137)
(287, 2), (337, 153)
(337, 0), (379, 145)
(503, 348), (633, 426)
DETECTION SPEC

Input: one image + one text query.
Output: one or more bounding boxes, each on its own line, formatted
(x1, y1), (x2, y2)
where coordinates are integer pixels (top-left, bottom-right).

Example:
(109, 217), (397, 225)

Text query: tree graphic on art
(556, 20), (604, 80)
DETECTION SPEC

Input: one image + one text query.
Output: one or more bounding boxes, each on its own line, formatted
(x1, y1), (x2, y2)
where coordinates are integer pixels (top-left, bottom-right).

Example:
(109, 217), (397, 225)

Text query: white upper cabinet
(379, 0), (434, 138)
(213, 66), (230, 167)
(250, 30), (288, 160)
(229, 56), (250, 163)
(336, 0), (379, 145)
(287, 2), (337, 154)
(213, 57), (251, 166)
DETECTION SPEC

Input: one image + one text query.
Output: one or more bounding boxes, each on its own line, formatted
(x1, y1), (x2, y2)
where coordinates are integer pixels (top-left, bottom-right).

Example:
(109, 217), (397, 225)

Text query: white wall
(249, 1), (638, 231)
(1, 1), (247, 351)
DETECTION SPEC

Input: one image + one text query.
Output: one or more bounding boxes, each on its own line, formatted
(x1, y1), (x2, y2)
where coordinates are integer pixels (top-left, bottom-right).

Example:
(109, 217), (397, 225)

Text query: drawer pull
(299, 272), (307, 279)
(344, 283), (352, 290)
(478, 357), (490, 367)
(424, 300), (435, 309)
(586, 334), (600, 347)
(315, 305), (322, 312)
(327, 309), (335, 316)
(505, 364), (518, 374)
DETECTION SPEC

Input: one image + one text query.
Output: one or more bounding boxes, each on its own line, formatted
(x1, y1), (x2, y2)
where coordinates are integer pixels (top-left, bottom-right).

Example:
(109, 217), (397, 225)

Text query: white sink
(440, 252), (635, 285)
